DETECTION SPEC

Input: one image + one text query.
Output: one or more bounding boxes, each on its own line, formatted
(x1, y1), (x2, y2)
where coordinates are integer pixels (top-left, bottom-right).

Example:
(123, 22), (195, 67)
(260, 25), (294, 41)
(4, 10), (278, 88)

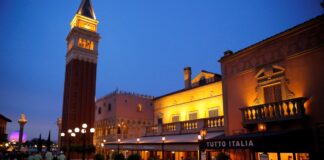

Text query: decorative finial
(18, 113), (27, 123)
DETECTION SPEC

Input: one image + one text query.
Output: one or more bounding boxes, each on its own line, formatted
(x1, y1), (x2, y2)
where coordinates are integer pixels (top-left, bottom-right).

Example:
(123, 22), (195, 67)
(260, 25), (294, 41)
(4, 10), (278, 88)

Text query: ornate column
(18, 113), (27, 150)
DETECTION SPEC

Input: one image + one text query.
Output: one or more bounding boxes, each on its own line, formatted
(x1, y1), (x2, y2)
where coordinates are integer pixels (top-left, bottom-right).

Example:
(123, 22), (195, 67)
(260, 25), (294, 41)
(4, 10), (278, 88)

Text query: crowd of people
(0, 150), (66, 160)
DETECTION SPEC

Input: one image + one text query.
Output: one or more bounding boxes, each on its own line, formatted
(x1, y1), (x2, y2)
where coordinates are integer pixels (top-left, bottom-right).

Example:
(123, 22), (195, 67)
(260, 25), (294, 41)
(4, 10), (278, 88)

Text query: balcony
(240, 97), (309, 125)
(145, 116), (224, 136)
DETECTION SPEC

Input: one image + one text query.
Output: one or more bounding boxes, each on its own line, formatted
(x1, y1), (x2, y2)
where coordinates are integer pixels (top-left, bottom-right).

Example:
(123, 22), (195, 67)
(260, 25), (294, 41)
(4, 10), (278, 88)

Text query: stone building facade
(94, 90), (154, 150)
(215, 14), (324, 160)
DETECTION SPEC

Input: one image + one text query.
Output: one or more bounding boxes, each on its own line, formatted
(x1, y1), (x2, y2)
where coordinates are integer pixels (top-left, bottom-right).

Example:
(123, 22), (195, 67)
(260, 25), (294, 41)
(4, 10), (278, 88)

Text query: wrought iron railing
(240, 97), (308, 125)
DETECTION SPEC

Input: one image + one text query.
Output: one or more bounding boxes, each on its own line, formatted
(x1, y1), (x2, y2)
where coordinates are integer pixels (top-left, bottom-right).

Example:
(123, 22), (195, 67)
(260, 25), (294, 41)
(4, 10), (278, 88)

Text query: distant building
(215, 14), (324, 159)
(94, 90), (154, 153)
(104, 68), (224, 160)
(0, 114), (12, 142)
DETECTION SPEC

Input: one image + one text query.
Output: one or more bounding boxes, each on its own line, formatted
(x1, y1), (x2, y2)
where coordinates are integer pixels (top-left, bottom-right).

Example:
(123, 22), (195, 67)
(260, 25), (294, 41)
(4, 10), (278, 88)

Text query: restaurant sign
(204, 139), (255, 149)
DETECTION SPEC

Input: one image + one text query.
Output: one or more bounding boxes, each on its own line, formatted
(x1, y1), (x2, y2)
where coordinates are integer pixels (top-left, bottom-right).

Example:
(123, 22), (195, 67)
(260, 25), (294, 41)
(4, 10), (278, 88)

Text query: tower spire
(77, 0), (96, 19)
(70, 0), (99, 32)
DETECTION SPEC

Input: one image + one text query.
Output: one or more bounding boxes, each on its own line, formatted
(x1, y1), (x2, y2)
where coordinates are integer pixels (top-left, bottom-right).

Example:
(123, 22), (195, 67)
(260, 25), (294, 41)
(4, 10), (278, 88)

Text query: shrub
(94, 154), (105, 160)
(127, 153), (141, 160)
(216, 152), (230, 160)
(114, 153), (125, 160)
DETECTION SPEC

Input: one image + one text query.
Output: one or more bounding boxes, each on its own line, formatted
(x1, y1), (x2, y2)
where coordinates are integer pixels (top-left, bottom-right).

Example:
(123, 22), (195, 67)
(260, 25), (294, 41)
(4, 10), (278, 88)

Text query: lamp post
(161, 136), (165, 160)
(60, 132), (65, 150)
(74, 123), (95, 160)
(198, 135), (202, 160)
(102, 139), (106, 155)
(258, 123), (267, 157)
(67, 130), (75, 160)
(101, 142), (104, 155)
(136, 138), (140, 154)
(117, 139), (121, 154)
(199, 129), (207, 160)
(18, 113), (27, 150)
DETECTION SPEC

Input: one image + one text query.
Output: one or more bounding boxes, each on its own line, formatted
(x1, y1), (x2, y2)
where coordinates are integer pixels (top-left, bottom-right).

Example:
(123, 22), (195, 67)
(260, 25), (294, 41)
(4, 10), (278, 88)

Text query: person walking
(34, 152), (42, 160)
(57, 151), (65, 160)
(45, 151), (53, 160)
(27, 152), (35, 160)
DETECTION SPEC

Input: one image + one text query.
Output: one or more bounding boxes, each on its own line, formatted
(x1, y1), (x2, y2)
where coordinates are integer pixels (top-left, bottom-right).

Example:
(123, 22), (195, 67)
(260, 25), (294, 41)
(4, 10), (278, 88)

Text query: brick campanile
(61, 0), (100, 149)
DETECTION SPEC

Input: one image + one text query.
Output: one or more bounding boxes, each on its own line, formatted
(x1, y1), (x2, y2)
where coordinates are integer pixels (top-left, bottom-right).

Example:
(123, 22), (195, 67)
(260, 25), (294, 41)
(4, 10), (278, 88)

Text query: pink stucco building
(94, 90), (154, 150)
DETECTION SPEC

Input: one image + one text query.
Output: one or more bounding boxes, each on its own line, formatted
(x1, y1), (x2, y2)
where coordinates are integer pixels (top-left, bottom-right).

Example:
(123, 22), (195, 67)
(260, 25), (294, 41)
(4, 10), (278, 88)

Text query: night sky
(0, 0), (322, 141)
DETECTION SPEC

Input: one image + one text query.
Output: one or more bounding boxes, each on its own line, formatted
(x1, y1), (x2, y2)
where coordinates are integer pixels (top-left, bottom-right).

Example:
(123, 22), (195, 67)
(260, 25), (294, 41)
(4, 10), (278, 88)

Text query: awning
(202, 129), (313, 152)
(104, 132), (224, 151)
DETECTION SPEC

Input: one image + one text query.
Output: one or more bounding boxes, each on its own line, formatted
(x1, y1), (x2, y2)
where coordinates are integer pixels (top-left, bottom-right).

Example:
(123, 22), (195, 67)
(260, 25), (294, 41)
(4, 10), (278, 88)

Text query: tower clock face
(78, 38), (94, 50)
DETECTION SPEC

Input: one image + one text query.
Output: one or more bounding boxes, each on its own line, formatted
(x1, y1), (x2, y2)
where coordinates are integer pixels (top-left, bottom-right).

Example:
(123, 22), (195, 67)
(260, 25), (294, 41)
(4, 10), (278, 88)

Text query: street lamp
(258, 123), (267, 153)
(60, 132), (65, 150)
(101, 139), (106, 155)
(136, 138), (140, 154)
(199, 129), (207, 160)
(81, 124), (87, 160)
(67, 131), (75, 160)
(75, 123), (95, 160)
(200, 129), (207, 139)
(117, 139), (121, 154)
(198, 135), (202, 160)
(74, 127), (80, 133)
(161, 136), (165, 160)
(258, 123), (267, 132)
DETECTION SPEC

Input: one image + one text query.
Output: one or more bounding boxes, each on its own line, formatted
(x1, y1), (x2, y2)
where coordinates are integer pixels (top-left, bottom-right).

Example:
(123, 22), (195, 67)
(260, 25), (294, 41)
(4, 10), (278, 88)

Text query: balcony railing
(240, 97), (309, 125)
(145, 116), (224, 136)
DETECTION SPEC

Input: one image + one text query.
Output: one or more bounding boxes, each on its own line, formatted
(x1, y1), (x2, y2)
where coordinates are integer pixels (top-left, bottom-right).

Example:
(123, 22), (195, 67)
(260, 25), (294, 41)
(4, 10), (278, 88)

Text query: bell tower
(61, 0), (100, 149)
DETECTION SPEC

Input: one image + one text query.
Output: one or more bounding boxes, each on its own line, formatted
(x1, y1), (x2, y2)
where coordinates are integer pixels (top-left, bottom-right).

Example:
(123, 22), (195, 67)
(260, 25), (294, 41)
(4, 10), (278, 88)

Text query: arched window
(137, 104), (142, 112)
(98, 107), (101, 114)
(108, 103), (111, 111)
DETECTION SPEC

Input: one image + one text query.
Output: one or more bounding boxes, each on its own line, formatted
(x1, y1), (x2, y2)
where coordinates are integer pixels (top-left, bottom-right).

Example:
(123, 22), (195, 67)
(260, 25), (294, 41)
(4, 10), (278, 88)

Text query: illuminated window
(78, 38), (94, 50)
(208, 108), (219, 117)
(172, 115), (180, 122)
(137, 104), (142, 112)
(188, 111), (197, 120)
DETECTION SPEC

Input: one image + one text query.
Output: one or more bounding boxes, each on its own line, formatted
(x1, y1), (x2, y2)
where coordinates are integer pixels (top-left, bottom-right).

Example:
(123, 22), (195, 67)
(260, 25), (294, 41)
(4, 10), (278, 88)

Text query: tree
(46, 130), (51, 151)
(37, 134), (43, 152)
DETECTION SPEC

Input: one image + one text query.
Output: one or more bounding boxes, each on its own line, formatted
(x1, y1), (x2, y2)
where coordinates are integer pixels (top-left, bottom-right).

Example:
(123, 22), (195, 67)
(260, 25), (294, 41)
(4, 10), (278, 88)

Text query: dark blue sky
(0, 0), (322, 141)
